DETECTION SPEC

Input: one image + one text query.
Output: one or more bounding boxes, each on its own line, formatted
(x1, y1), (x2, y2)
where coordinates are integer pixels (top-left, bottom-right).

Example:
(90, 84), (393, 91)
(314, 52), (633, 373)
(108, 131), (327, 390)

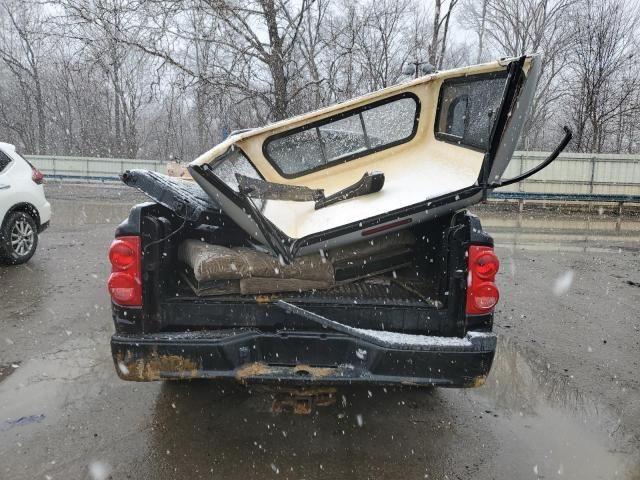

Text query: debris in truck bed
(178, 230), (417, 296)
(180, 273), (241, 296)
(239, 277), (332, 295)
(178, 241), (333, 282)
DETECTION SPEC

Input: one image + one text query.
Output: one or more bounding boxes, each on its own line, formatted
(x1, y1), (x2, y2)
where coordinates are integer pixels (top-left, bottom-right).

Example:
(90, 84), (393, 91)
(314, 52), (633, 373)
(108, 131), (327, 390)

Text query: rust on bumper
(115, 351), (201, 381)
(234, 362), (336, 383)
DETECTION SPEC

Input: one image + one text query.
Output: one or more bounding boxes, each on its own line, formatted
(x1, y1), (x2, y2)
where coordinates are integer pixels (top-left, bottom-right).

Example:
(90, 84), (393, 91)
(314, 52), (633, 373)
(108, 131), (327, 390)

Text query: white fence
(26, 151), (640, 201)
(500, 152), (640, 198)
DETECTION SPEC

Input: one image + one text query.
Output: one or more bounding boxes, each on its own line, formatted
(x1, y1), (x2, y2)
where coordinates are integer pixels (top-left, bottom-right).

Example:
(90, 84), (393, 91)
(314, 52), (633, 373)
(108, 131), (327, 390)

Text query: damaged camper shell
(109, 55), (571, 392)
(187, 55), (565, 261)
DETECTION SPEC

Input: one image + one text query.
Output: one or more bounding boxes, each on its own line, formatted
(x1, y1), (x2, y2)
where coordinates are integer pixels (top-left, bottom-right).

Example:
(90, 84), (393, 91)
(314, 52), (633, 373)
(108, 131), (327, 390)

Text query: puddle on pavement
(0, 362), (20, 383)
(0, 337), (112, 441)
(469, 336), (638, 479)
(478, 337), (604, 419)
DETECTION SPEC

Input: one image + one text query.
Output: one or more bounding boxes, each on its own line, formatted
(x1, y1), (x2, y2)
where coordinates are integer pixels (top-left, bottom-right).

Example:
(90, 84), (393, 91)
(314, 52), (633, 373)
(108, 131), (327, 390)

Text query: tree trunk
(590, 122), (599, 153)
(615, 107), (623, 153)
(196, 84), (207, 152)
(127, 103), (138, 158)
(429, 0), (442, 66)
(34, 74), (46, 154)
(438, 1), (457, 70)
(113, 64), (121, 156)
(263, 0), (288, 120)
(476, 0), (488, 63)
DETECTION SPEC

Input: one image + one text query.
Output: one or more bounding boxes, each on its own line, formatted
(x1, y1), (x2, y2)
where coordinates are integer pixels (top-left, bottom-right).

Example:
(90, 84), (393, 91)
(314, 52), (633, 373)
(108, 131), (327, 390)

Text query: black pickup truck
(109, 189), (499, 387)
(108, 55), (569, 393)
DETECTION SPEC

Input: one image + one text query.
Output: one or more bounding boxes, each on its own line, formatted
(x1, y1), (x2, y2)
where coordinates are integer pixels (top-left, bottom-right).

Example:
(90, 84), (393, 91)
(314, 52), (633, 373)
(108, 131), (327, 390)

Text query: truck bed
(109, 200), (497, 386)
(110, 198), (480, 337)
(157, 274), (446, 334)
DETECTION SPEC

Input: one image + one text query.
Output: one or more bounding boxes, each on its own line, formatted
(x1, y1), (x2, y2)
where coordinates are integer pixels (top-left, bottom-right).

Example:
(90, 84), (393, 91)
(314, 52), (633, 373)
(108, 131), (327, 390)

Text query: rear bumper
(111, 329), (496, 387)
(39, 200), (51, 226)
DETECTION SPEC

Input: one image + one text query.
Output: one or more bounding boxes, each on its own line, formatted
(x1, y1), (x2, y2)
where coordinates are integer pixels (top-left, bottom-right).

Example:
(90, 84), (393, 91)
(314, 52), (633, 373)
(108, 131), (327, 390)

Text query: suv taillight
(108, 236), (142, 306)
(466, 245), (500, 314)
(31, 165), (44, 184)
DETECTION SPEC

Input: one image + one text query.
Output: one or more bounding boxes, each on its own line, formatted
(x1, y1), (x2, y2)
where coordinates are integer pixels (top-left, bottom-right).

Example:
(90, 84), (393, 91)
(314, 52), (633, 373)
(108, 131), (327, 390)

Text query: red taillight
(109, 240), (137, 270)
(471, 282), (499, 310)
(475, 251), (500, 279)
(108, 236), (142, 306)
(31, 166), (44, 185)
(466, 245), (500, 314)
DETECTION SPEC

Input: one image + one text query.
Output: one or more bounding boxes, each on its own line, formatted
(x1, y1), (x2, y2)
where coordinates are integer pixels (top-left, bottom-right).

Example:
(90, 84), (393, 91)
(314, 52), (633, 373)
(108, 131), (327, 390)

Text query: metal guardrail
(26, 151), (640, 204)
(491, 191), (640, 202)
(498, 152), (640, 198)
(25, 155), (165, 183)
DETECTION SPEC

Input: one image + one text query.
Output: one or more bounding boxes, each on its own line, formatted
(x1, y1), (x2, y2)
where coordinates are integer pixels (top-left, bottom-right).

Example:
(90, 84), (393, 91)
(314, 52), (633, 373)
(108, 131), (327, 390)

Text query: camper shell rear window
(435, 71), (509, 151)
(263, 92), (420, 178)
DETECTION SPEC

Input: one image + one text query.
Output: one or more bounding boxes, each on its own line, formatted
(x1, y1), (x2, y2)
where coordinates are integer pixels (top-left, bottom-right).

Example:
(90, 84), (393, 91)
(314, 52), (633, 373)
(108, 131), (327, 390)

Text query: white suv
(0, 142), (51, 264)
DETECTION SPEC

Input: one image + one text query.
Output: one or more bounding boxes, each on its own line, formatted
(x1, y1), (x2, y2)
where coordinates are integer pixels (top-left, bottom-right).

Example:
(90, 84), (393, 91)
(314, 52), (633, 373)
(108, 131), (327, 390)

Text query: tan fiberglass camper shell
(188, 55), (553, 261)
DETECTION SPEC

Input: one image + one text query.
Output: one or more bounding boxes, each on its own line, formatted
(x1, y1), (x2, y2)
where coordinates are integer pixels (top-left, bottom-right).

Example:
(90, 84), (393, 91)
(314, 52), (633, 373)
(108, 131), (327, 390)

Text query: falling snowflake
(552, 270), (574, 296)
(88, 461), (111, 480)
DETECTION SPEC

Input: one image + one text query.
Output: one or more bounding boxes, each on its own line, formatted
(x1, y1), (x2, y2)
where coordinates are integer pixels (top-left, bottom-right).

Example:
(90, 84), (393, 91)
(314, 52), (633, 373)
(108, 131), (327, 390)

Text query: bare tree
(460, 0), (489, 62)
(437, 0), (458, 69)
(354, 0), (412, 91)
(566, 0), (640, 153)
(1, 0), (639, 157)
(294, 0), (330, 110)
(0, 0), (48, 153)
(460, 0), (576, 148)
(208, 0), (316, 120)
(429, 0), (458, 68)
(429, 0), (442, 65)
(54, 0), (156, 156)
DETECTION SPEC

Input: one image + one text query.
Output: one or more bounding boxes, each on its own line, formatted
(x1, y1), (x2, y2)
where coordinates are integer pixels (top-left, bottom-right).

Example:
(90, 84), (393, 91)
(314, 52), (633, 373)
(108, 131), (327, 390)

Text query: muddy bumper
(111, 329), (496, 387)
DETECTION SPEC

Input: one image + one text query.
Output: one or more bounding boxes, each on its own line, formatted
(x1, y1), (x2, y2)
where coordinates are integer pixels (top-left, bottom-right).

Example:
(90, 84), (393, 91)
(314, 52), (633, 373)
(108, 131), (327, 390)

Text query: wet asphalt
(0, 184), (639, 480)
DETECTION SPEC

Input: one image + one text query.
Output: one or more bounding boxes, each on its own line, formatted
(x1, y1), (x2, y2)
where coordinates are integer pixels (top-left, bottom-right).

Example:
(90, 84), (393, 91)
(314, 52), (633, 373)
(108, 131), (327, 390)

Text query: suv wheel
(0, 211), (39, 265)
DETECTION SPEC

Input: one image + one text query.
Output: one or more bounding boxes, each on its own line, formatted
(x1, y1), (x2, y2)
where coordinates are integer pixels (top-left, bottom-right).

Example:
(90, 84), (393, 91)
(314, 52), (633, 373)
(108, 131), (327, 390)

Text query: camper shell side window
(263, 93), (420, 178)
(435, 71), (509, 151)
(210, 148), (262, 193)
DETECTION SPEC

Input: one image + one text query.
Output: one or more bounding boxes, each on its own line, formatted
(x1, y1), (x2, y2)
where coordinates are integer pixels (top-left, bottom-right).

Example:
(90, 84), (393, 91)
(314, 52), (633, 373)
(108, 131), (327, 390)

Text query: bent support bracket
(314, 171), (385, 210)
(236, 174), (324, 201)
(489, 126), (573, 189)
